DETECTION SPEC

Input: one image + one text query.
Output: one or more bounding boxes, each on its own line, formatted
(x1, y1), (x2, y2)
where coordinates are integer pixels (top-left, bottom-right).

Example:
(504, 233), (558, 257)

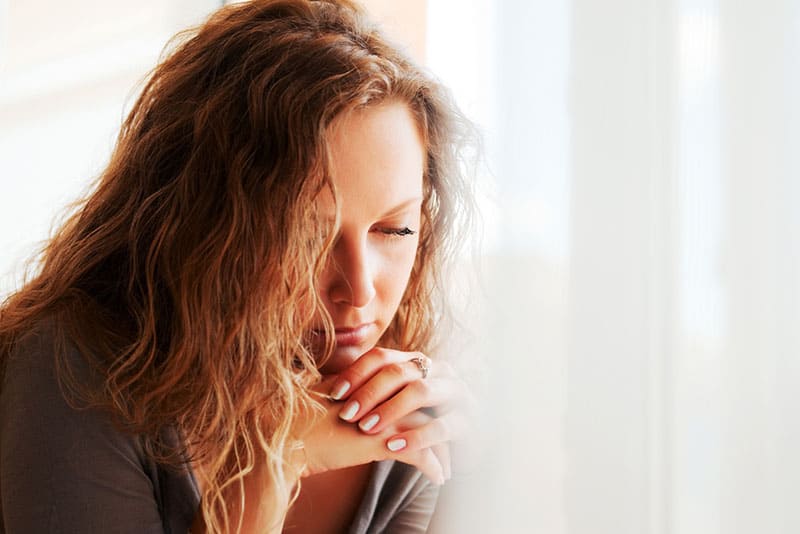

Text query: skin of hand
(295, 375), (447, 486)
(319, 346), (473, 482)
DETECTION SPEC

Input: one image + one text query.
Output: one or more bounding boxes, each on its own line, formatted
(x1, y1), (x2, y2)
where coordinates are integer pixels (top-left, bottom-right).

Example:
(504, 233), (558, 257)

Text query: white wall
(0, 0), (219, 294)
(427, 0), (800, 533)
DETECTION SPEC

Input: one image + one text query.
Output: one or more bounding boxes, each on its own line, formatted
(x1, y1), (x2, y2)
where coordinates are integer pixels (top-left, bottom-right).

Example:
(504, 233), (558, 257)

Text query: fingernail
(339, 400), (359, 421)
(437, 474), (446, 486)
(387, 438), (407, 451)
(330, 380), (350, 400)
(359, 414), (380, 432)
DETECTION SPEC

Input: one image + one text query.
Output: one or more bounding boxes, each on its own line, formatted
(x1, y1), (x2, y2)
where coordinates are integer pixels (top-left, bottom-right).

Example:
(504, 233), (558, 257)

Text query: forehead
(322, 101), (425, 219)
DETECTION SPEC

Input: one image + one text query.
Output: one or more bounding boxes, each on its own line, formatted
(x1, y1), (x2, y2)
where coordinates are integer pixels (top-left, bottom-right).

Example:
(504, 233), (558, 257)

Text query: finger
(386, 412), (470, 452)
(340, 358), (443, 424)
(356, 377), (463, 434)
(313, 375), (340, 396)
(327, 347), (411, 401)
(407, 357), (460, 382)
(358, 374), (473, 434)
(431, 442), (452, 481)
(393, 446), (445, 486)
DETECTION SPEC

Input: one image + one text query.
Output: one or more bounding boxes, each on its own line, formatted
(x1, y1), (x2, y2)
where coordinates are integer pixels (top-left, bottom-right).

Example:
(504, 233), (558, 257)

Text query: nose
(326, 235), (376, 308)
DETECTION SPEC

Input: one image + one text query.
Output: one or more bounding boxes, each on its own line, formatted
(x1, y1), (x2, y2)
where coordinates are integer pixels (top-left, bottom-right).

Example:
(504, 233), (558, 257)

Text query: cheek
(377, 240), (419, 303)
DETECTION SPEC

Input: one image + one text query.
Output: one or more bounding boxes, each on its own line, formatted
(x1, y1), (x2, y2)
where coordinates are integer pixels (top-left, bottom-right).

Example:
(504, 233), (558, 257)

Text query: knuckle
(345, 367), (366, 385)
(385, 362), (407, 380)
(344, 349), (387, 384)
(369, 346), (388, 360)
(419, 423), (440, 447)
(354, 383), (379, 403)
(373, 347), (395, 365)
(360, 350), (384, 370)
(409, 378), (430, 397)
(403, 430), (424, 451)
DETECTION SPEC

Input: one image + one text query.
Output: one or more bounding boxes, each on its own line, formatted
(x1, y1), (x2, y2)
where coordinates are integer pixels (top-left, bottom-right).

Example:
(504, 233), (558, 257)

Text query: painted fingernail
(339, 400), (359, 421)
(387, 438), (407, 451)
(359, 414), (380, 432)
(330, 380), (351, 400)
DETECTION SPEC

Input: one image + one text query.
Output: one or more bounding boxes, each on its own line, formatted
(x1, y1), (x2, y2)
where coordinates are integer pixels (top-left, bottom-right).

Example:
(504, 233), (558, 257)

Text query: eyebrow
(380, 196), (423, 218)
(321, 195), (424, 222)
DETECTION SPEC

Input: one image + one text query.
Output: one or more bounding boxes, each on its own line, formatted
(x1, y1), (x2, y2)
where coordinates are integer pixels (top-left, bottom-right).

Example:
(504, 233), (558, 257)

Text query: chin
(318, 344), (369, 375)
(313, 321), (387, 374)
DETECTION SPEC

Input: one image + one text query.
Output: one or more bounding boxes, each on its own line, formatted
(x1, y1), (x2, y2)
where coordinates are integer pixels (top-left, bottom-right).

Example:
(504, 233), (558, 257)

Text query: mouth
(312, 322), (374, 347)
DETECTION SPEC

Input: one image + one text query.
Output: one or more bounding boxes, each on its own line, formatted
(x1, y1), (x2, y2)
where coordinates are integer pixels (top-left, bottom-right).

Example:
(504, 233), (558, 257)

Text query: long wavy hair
(0, 0), (474, 531)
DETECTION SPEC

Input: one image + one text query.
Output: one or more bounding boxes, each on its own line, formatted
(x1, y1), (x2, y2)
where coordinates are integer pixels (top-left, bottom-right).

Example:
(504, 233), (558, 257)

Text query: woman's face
(314, 101), (424, 374)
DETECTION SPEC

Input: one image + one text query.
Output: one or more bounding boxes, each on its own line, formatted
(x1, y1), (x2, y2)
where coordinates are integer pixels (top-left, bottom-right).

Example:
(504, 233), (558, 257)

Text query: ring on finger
(410, 355), (432, 379)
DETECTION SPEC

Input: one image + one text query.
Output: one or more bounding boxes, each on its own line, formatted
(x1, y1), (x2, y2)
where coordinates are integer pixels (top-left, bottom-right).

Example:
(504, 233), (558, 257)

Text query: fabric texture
(0, 322), (438, 533)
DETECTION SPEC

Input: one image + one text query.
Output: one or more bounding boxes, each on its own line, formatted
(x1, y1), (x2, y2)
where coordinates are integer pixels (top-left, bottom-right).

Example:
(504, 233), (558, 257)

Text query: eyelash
(377, 227), (417, 237)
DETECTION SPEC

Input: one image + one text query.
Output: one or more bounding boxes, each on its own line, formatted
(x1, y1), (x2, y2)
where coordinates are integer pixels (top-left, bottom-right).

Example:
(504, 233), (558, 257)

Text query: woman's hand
(294, 387), (447, 485)
(323, 347), (473, 482)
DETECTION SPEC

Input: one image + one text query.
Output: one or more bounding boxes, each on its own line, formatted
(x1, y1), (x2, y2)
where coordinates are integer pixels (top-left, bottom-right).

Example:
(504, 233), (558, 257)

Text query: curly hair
(0, 0), (475, 531)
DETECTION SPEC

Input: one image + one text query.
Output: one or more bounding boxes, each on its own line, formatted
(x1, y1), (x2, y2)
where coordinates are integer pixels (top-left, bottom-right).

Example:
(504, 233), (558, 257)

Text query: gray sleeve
(383, 480), (439, 534)
(351, 461), (440, 534)
(0, 329), (165, 534)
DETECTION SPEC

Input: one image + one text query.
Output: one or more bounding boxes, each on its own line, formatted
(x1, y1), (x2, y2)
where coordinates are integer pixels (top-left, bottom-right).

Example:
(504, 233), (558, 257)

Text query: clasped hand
(296, 347), (473, 486)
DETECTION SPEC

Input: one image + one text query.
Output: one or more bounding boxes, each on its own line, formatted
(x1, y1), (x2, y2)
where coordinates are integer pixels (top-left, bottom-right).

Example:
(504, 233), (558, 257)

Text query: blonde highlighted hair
(0, 0), (475, 531)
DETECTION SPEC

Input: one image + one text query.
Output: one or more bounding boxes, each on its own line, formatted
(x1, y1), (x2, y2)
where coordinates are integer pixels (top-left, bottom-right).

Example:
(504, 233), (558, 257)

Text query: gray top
(0, 323), (438, 533)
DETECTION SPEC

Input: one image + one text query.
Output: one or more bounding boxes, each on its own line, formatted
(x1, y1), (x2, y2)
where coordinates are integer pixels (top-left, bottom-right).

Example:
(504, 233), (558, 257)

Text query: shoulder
(4, 317), (89, 388)
(0, 318), (194, 533)
(1, 317), (116, 438)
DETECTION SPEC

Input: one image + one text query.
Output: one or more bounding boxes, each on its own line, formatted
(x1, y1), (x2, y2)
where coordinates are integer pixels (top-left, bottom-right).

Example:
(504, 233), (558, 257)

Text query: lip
(331, 323), (373, 347)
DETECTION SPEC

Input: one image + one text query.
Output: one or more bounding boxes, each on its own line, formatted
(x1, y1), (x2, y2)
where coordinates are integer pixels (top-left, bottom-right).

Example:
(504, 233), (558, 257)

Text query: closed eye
(376, 227), (417, 237)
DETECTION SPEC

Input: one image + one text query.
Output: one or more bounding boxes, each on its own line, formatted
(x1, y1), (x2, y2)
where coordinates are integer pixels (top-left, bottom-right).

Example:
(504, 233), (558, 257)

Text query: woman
(0, 0), (475, 532)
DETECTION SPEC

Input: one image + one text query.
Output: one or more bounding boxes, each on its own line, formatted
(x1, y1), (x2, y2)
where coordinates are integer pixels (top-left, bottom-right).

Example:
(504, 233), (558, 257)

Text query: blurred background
(1, 1), (799, 533)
